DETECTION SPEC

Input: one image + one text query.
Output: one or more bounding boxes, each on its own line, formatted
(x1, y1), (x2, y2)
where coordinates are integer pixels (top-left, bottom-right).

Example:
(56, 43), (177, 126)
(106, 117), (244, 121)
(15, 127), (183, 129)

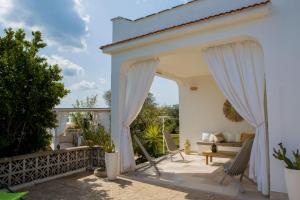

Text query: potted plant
(184, 139), (191, 155)
(82, 125), (118, 180)
(102, 134), (118, 180)
(273, 143), (300, 200)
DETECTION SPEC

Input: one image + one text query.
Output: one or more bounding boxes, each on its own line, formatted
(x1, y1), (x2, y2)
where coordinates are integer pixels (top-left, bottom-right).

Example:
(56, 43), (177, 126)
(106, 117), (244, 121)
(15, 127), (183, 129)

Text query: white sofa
(197, 132), (243, 154)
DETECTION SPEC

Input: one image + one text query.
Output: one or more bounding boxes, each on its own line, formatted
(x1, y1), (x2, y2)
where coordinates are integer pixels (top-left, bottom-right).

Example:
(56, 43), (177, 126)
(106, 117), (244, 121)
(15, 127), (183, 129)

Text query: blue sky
(0, 0), (183, 107)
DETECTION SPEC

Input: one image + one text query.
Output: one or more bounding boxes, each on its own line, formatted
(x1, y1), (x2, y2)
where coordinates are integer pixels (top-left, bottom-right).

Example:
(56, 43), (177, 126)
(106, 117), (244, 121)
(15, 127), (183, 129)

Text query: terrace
(22, 153), (288, 200)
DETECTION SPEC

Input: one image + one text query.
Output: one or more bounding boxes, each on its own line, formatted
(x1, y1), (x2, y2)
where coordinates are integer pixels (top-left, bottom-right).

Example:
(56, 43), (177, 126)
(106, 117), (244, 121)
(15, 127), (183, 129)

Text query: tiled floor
(128, 153), (288, 200)
(23, 172), (243, 200)
(22, 153), (288, 200)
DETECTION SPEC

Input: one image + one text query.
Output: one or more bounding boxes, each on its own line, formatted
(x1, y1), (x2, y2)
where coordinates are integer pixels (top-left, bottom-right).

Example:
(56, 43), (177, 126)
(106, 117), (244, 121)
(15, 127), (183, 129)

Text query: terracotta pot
(284, 168), (300, 200)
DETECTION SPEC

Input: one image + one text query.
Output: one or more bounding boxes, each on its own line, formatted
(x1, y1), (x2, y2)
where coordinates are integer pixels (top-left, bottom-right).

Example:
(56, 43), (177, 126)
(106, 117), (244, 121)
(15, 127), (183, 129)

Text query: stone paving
(22, 153), (288, 200)
(24, 172), (240, 200)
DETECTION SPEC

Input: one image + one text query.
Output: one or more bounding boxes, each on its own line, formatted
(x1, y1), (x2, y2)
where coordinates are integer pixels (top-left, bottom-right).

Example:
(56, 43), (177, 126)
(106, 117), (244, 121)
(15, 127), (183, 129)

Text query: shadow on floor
(24, 172), (114, 200)
(122, 173), (237, 200)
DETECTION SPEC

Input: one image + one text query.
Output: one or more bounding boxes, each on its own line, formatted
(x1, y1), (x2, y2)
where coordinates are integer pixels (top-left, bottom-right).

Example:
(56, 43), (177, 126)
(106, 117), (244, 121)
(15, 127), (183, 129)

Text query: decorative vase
(211, 143), (217, 153)
(105, 152), (118, 180)
(284, 168), (300, 200)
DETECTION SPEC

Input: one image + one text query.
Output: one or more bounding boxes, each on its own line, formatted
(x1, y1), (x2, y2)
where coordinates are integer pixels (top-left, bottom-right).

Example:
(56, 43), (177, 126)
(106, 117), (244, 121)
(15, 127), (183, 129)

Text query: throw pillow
(223, 131), (236, 142)
(214, 132), (225, 143)
(201, 132), (211, 142)
(209, 134), (215, 142)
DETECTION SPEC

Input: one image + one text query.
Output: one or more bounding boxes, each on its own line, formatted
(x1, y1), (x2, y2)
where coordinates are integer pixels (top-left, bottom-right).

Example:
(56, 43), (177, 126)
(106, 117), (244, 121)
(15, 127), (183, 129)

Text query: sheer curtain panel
(202, 41), (269, 195)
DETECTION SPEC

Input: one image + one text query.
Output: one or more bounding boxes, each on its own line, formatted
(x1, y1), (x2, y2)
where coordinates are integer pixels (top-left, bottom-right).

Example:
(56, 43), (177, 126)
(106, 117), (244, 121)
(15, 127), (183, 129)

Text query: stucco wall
(112, 0), (266, 42)
(107, 0), (300, 193)
(178, 76), (254, 150)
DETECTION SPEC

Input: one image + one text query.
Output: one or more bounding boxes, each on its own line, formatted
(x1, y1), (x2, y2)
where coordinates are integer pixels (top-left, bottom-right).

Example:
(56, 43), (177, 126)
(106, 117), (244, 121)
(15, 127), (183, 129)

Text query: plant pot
(284, 168), (300, 200)
(105, 152), (118, 180)
(184, 148), (191, 155)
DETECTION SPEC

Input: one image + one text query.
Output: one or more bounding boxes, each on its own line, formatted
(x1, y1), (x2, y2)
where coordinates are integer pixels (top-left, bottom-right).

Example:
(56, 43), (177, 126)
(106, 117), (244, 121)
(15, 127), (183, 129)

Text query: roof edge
(110, 0), (201, 22)
(100, 0), (271, 50)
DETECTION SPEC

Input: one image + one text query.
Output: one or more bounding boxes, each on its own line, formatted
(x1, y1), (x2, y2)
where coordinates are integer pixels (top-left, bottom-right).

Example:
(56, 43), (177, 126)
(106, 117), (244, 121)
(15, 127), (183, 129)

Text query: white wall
(107, 0), (300, 193)
(112, 0), (266, 42)
(97, 112), (111, 133)
(179, 76), (254, 150)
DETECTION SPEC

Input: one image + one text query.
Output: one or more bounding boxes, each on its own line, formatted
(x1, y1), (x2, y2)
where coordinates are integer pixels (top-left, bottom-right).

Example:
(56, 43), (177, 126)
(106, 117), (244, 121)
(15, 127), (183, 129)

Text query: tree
(71, 95), (97, 129)
(103, 90), (159, 134)
(102, 90), (179, 160)
(130, 92), (159, 135)
(0, 28), (69, 157)
(103, 90), (111, 107)
(158, 104), (179, 133)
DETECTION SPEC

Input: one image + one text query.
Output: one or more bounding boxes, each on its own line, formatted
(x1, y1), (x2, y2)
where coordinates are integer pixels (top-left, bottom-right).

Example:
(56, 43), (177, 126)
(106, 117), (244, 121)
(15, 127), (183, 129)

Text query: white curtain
(56, 112), (69, 135)
(52, 112), (69, 149)
(202, 41), (269, 195)
(120, 59), (159, 173)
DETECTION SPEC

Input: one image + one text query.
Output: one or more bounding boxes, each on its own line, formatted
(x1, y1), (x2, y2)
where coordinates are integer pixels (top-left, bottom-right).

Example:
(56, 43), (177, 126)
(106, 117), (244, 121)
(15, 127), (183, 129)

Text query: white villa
(101, 0), (300, 197)
(51, 108), (111, 150)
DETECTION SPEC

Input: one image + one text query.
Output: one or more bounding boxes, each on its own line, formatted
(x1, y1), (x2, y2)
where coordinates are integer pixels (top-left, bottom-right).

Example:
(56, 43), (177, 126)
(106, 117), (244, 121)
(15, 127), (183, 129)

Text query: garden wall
(0, 146), (105, 188)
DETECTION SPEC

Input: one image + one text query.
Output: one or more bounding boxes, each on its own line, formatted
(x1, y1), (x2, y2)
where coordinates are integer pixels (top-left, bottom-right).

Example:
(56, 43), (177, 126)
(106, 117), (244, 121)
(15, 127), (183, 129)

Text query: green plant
(144, 125), (163, 157)
(273, 143), (300, 170)
(0, 28), (69, 157)
(70, 95), (97, 129)
(184, 139), (191, 155)
(103, 90), (180, 160)
(102, 134), (115, 153)
(82, 124), (115, 153)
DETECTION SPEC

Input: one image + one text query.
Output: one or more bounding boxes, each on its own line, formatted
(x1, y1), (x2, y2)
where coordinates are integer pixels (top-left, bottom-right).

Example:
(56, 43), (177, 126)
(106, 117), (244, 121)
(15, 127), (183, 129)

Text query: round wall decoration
(223, 100), (244, 122)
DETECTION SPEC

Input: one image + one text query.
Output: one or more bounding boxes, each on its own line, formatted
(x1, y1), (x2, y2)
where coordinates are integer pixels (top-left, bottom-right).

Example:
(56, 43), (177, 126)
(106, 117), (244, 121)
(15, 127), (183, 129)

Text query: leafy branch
(273, 143), (300, 170)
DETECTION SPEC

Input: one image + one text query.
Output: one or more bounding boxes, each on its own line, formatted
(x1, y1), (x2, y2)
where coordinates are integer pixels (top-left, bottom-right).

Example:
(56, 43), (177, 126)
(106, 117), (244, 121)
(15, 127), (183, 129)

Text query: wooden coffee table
(202, 151), (237, 165)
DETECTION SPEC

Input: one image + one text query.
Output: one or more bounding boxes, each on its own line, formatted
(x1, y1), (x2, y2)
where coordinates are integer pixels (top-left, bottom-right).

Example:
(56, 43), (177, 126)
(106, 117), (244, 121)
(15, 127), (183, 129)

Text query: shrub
(0, 28), (68, 157)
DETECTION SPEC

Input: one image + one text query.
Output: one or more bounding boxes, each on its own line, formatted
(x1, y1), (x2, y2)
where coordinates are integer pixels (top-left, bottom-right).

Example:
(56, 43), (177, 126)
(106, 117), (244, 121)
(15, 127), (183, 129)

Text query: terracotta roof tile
(100, 0), (270, 50)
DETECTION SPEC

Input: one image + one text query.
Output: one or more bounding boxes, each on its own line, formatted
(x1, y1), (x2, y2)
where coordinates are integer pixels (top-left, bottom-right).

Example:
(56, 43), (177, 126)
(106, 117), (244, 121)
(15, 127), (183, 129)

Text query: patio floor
(23, 172), (242, 200)
(22, 153), (288, 200)
(127, 153), (288, 200)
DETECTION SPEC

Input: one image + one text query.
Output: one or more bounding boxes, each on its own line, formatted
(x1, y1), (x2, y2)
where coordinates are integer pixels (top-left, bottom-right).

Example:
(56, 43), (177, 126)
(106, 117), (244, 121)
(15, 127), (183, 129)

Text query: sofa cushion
(214, 132), (225, 143)
(201, 132), (211, 142)
(197, 141), (242, 147)
(209, 134), (215, 142)
(223, 131), (239, 142)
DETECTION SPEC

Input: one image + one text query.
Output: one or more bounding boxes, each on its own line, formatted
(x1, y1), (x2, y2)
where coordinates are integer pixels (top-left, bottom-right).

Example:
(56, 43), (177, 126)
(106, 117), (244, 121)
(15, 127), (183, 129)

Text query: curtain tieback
(122, 122), (130, 128)
(256, 121), (265, 128)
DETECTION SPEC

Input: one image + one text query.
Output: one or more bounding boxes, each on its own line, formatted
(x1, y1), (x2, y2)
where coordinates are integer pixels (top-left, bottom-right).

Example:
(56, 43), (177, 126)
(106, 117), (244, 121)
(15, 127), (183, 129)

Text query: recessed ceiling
(157, 47), (210, 79)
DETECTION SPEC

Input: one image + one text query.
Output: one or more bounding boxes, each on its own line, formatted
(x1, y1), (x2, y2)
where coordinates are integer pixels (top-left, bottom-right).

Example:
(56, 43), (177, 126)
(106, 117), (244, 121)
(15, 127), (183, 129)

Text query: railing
(0, 146), (105, 187)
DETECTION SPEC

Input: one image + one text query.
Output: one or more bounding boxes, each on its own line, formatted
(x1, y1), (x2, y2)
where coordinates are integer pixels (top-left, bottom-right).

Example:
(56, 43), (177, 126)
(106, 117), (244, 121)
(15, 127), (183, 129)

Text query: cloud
(43, 55), (84, 77)
(70, 80), (98, 91)
(0, 0), (89, 51)
(99, 78), (108, 85)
